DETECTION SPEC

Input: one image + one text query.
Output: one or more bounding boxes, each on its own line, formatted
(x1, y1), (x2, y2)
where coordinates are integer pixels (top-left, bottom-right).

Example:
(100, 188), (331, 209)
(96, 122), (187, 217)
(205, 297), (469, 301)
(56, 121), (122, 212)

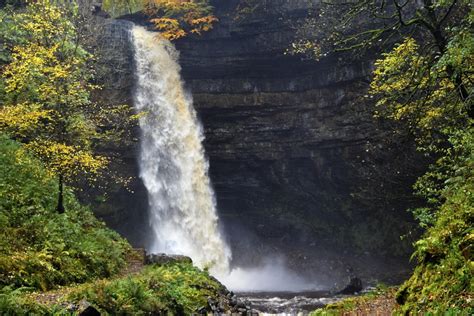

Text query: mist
(219, 258), (319, 292)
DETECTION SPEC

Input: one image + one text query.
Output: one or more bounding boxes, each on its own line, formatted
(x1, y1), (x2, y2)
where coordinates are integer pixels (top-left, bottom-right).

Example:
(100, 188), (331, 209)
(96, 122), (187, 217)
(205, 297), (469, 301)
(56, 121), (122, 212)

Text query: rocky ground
(312, 288), (398, 316)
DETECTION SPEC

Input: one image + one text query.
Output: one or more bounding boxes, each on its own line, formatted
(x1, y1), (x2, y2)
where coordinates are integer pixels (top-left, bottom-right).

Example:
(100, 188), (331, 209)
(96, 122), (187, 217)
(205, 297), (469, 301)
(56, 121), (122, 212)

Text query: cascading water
(131, 26), (231, 274)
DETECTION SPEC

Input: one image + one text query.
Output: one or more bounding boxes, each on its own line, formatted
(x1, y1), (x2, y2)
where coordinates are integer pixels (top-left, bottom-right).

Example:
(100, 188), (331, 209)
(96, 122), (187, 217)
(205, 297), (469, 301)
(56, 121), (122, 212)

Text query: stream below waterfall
(235, 291), (349, 315)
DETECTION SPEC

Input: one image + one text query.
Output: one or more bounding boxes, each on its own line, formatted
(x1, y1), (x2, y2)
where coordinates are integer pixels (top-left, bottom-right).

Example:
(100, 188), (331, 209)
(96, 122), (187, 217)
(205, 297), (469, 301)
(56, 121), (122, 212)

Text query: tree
(290, 0), (472, 115)
(0, 1), (131, 213)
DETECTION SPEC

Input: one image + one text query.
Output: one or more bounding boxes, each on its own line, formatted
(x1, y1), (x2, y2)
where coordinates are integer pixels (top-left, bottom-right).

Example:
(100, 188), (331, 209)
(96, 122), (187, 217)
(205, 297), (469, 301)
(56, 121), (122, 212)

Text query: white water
(131, 26), (231, 274)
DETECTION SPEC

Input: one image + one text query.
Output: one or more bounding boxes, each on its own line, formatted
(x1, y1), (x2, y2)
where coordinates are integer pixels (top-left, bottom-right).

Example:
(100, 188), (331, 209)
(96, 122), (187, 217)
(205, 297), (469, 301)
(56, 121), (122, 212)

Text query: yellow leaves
(24, 140), (108, 181)
(371, 38), (422, 94)
(0, 1), (126, 189)
(3, 41), (89, 108)
(18, 0), (73, 45)
(369, 37), (468, 137)
(0, 103), (53, 138)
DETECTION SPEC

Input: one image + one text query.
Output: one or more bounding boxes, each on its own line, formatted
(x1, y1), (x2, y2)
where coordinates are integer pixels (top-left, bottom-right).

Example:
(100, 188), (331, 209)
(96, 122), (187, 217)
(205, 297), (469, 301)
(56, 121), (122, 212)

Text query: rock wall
(172, 0), (423, 262)
(87, 19), (150, 246)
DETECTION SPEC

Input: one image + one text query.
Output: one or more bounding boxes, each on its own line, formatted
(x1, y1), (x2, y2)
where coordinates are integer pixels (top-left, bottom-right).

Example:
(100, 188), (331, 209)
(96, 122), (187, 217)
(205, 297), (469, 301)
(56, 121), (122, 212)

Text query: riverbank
(1, 253), (242, 315)
(310, 287), (397, 316)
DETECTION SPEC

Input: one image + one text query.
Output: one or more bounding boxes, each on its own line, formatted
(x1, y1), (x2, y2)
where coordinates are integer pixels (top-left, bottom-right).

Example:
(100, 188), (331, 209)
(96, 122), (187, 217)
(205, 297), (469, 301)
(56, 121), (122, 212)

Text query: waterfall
(131, 26), (231, 274)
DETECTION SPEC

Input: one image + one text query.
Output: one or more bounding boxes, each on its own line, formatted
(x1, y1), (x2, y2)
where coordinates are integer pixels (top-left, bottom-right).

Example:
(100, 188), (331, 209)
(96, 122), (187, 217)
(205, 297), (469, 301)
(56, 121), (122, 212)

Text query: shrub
(69, 262), (225, 315)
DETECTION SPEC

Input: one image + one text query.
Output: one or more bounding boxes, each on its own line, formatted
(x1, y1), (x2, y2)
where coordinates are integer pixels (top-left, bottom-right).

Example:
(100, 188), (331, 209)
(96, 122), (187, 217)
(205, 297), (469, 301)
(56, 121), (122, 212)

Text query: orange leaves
(189, 15), (218, 35)
(144, 0), (217, 40)
(150, 17), (187, 40)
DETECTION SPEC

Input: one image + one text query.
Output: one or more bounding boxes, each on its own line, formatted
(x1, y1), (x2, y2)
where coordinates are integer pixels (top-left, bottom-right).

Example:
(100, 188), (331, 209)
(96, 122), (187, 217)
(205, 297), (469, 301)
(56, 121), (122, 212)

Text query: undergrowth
(1, 262), (225, 315)
(68, 262), (225, 315)
(0, 135), (130, 291)
(395, 128), (473, 314)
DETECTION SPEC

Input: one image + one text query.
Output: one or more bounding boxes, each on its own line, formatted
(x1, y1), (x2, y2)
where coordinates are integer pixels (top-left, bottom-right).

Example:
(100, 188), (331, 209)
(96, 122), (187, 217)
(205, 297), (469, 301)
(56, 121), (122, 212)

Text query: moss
(395, 187), (473, 314)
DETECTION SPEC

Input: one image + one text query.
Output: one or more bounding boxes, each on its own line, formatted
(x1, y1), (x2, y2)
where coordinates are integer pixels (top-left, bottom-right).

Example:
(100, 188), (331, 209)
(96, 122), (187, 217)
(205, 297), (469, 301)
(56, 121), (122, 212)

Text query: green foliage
(0, 1), (107, 185)
(368, 3), (473, 313)
(0, 135), (130, 291)
(396, 127), (474, 314)
(68, 262), (224, 315)
(371, 35), (473, 148)
(0, 1), (136, 212)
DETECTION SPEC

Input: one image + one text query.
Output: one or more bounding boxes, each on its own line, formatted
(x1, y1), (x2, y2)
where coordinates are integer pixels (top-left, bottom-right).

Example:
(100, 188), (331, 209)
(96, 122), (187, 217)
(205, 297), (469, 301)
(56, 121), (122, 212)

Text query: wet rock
(197, 306), (207, 314)
(145, 253), (193, 265)
(77, 300), (101, 316)
(79, 306), (101, 316)
(338, 277), (363, 295)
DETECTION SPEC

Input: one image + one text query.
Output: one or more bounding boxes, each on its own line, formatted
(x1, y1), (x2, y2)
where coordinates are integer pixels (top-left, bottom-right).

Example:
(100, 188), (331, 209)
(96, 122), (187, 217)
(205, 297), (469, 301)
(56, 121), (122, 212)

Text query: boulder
(145, 253), (193, 265)
(337, 277), (363, 295)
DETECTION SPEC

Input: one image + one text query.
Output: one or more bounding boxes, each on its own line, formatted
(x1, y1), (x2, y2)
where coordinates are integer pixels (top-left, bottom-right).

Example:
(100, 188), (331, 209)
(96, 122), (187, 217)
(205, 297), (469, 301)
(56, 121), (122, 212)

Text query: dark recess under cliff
(93, 0), (427, 285)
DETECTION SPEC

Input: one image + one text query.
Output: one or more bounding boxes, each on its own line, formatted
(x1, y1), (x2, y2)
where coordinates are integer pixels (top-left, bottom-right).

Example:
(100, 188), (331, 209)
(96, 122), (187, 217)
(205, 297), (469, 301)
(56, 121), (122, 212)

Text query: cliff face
(87, 19), (150, 246)
(172, 0), (422, 260)
(95, 1), (425, 281)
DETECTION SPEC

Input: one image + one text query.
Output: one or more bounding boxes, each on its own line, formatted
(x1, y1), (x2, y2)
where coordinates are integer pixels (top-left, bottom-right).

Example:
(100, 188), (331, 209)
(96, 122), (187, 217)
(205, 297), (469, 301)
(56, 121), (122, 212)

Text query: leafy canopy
(0, 1), (106, 182)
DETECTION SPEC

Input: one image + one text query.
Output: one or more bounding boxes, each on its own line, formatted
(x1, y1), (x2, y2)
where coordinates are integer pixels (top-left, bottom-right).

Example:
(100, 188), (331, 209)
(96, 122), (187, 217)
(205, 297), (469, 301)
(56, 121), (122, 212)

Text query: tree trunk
(57, 174), (65, 214)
